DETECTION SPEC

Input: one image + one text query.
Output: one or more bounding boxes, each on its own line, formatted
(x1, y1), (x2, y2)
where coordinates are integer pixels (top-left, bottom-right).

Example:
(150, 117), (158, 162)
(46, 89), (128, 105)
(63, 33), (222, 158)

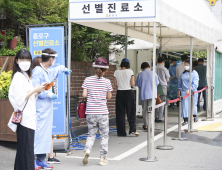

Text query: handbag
(156, 95), (162, 105)
(11, 99), (29, 125)
(77, 98), (86, 119)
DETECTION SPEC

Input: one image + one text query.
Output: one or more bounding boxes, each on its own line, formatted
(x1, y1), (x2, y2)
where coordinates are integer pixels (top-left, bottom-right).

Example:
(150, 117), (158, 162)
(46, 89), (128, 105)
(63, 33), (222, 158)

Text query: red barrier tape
(183, 94), (189, 99)
(168, 98), (180, 104)
(167, 87), (207, 104)
(194, 86), (207, 94)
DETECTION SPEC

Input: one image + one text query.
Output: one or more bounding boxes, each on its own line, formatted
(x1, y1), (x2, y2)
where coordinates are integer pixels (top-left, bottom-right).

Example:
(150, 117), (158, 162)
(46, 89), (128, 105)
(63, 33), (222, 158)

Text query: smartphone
(45, 82), (54, 90)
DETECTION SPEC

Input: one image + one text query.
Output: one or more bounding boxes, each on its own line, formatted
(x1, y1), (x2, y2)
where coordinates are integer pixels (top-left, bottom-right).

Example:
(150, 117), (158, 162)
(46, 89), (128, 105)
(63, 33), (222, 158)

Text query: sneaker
(129, 132), (139, 136)
(82, 149), (90, 165)
(157, 120), (164, 123)
(47, 157), (61, 164)
(35, 162), (41, 170)
(194, 117), (198, 122)
(36, 160), (53, 169)
(182, 122), (188, 126)
(155, 118), (159, 123)
(99, 157), (109, 166)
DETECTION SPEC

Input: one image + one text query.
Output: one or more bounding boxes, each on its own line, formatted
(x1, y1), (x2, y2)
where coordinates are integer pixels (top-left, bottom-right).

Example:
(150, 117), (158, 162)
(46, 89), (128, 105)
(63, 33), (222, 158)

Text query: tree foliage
(0, 0), (134, 61)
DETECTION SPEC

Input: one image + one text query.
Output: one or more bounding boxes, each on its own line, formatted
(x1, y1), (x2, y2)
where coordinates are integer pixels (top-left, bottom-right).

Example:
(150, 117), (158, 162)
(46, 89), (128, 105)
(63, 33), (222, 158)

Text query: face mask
(18, 61), (31, 71)
(170, 63), (173, 66)
(184, 66), (190, 70)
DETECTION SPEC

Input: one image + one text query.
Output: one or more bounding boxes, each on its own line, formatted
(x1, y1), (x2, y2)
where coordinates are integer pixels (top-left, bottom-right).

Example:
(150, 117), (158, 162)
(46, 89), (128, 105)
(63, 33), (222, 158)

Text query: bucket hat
(92, 57), (109, 69)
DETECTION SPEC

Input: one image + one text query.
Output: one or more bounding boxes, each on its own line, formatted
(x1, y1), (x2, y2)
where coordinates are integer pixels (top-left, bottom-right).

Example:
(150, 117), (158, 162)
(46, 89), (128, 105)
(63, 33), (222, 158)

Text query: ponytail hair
(95, 68), (108, 78)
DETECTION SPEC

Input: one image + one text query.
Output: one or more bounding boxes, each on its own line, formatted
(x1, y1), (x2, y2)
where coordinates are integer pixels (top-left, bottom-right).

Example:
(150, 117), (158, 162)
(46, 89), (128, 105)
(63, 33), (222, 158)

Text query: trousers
(85, 114), (109, 158)
(197, 86), (206, 110)
(141, 99), (153, 126)
(155, 85), (167, 120)
(116, 90), (136, 136)
(14, 124), (34, 170)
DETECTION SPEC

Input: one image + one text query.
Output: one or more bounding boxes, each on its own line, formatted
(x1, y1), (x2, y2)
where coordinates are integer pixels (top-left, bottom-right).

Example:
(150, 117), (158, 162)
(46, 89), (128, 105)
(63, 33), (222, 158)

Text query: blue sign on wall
(29, 26), (66, 135)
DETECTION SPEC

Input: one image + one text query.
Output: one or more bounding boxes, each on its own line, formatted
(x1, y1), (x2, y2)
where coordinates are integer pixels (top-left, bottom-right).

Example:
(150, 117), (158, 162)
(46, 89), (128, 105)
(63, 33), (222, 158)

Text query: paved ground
(0, 104), (222, 170)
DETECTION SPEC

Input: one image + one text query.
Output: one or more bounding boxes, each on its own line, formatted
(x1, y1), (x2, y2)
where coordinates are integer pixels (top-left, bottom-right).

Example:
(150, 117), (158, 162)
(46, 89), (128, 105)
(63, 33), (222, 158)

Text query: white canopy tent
(67, 0), (222, 160)
(110, 37), (158, 50)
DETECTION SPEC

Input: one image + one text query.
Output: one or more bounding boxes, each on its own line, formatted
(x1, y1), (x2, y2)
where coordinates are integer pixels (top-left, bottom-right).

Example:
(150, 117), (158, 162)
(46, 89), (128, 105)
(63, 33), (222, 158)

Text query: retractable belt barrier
(155, 102), (166, 109)
(142, 86), (209, 161)
(168, 86), (208, 137)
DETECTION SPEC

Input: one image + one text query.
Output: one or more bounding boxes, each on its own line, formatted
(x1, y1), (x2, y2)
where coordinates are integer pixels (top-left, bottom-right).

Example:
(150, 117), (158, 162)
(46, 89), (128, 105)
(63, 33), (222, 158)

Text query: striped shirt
(156, 64), (170, 86)
(82, 76), (113, 114)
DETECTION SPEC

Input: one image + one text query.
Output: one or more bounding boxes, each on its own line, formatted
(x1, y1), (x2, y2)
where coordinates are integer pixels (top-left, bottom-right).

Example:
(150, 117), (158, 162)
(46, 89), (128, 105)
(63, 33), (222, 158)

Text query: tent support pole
(160, 24), (162, 57)
(211, 45), (214, 119)
(185, 37), (198, 133)
(151, 22), (157, 161)
(67, 21), (72, 150)
(202, 45), (214, 121)
(188, 37), (193, 133)
(125, 23), (128, 58)
(139, 22), (157, 162)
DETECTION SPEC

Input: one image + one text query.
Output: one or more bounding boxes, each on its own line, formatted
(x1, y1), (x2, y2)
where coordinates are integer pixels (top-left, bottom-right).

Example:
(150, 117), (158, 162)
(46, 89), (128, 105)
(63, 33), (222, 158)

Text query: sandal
(194, 117), (198, 122)
(143, 125), (147, 130)
(129, 132), (140, 136)
(182, 122), (188, 126)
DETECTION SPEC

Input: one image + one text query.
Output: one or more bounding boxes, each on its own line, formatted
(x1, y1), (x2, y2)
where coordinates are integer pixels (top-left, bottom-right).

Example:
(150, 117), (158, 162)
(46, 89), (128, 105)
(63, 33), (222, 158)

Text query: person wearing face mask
(31, 48), (72, 169)
(8, 49), (46, 170)
(177, 60), (199, 125)
(32, 56), (62, 165)
(136, 62), (159, 130)
(169, 58), (179, 100)
(155, 57), (170, 123)
(176, 55), (188, 79)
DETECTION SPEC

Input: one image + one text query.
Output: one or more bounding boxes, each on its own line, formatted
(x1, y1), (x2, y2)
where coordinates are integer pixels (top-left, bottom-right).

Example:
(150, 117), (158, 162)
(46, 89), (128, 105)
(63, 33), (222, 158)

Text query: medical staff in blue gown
(177, 60), (199, 126)
(31, 48), (72, 169)
(169, 58), (178, 99)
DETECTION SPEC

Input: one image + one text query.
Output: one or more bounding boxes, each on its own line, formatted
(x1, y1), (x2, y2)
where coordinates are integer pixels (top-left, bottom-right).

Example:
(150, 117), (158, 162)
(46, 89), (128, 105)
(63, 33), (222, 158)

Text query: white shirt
(176, 62), (185, 79)
(114, 69), (134, 90)
(8, 71), (37, 131)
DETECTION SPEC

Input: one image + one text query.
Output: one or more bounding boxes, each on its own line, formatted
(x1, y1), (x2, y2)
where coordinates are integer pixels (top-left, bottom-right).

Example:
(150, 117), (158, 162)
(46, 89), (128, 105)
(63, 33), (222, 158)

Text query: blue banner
(29, 26), (66, 135)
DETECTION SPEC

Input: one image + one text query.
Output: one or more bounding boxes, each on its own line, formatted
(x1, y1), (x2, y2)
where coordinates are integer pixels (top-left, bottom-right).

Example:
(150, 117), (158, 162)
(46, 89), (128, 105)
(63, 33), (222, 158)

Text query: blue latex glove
(65, 69), (72, 76)
(51, 94), (58, 100)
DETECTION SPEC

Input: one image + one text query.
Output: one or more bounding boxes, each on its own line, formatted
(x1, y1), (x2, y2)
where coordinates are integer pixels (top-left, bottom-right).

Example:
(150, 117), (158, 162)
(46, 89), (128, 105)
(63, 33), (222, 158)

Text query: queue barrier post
(172, 97), (187, 141)
(202, 86), (214, 121)
(139, 106), (158, 162)
(185, 92), (198, 133)
(211, 86), (214, 119)
(156, 101), (174, 150)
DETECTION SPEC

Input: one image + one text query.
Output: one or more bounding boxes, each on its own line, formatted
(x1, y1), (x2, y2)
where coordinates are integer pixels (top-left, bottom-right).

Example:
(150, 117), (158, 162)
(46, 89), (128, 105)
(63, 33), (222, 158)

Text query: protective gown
(169, 63), (178, 99)
(178, 70), (199, 118)
(31, 65), (66, 154)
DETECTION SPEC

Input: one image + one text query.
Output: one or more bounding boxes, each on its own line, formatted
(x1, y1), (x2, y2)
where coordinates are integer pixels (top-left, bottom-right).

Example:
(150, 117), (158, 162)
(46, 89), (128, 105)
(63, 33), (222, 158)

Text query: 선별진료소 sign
(69, 0), (156, 20)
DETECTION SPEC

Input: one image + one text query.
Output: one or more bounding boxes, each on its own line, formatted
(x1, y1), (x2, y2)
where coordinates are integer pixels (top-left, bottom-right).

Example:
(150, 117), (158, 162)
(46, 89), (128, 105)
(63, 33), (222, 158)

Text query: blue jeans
(197, 87), (206, 110)
(34, 154), (46, 163)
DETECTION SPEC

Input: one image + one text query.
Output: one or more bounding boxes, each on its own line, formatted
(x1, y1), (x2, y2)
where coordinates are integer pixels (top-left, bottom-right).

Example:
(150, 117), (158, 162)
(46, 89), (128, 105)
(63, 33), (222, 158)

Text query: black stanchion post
(202, 87), (214, 121)
(140, 106), (158, 162)
(172, 97), (187, 140)
(185, 92), (198, 132)
(156, 101), (173, 150)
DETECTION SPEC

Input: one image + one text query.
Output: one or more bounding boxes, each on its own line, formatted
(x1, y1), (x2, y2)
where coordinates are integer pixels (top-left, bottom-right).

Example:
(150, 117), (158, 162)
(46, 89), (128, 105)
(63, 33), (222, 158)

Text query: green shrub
(0, 70), (13, 99)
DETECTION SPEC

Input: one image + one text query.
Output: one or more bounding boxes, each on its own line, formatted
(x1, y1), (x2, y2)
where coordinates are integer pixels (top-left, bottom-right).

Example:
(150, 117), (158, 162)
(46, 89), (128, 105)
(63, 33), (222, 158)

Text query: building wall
(70, 61), (117, 131)
(204, 0), (222, 23)
(112, 49), (152, 80)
